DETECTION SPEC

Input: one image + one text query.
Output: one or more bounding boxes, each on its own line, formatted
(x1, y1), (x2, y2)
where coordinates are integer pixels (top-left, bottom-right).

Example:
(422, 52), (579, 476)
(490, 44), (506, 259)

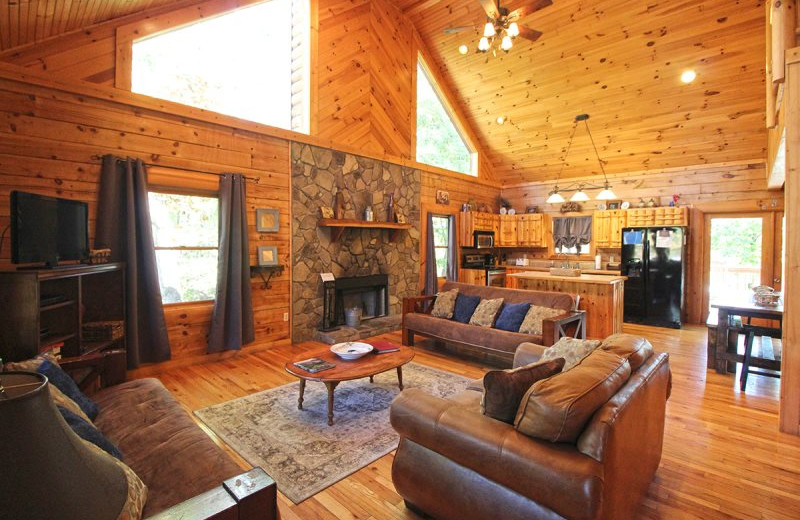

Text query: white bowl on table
(331, 342), (374, 360)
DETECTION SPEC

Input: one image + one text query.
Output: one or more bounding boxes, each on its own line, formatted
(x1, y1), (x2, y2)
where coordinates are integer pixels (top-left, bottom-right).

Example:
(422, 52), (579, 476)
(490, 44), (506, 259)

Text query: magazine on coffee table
(294, 357), (336, 373)
(369, 340), (401, 354)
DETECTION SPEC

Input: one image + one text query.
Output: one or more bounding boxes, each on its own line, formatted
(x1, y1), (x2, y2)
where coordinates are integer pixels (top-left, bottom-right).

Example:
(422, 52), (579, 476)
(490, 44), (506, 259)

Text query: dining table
(710, 297), (783, 374)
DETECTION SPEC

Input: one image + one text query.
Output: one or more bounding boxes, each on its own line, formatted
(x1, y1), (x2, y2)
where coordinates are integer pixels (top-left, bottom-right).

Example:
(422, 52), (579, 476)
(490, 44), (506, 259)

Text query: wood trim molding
(0, 60), (501, 188)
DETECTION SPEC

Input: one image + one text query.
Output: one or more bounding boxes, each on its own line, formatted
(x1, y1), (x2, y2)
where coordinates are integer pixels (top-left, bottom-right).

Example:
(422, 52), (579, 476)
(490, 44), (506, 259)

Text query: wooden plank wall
(0, 74), (293, 367)
(502, 161), (783, 325)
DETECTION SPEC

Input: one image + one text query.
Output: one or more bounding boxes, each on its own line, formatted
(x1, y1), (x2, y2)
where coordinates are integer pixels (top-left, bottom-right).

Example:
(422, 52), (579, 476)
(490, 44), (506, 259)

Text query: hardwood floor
(152, 324), (800, 519)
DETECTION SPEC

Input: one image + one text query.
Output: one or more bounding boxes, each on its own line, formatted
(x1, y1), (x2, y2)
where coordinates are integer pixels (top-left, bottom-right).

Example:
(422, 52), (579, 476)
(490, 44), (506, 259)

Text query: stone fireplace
(291, 143), (421, 342)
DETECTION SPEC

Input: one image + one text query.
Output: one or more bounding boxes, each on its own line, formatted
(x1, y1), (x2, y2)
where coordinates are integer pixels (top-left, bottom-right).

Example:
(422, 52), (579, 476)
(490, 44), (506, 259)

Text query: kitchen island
(507, 270), (626, 339)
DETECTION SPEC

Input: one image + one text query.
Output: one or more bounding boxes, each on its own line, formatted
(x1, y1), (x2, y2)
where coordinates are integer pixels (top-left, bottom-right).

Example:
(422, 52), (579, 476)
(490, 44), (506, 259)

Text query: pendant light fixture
(545, 114), (618, 204)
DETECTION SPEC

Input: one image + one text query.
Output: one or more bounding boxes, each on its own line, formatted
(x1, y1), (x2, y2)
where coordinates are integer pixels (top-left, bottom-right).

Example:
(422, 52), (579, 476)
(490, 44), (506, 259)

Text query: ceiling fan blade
(478, 0), (500, 19)
(444, 26), (473, 34)
(517, 26), (544, 42)
(509, 0), (553, 20)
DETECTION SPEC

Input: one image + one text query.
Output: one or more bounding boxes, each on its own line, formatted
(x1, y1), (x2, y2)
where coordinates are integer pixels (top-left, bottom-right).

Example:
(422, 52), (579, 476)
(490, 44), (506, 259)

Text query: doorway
(702, 212), (784, 321)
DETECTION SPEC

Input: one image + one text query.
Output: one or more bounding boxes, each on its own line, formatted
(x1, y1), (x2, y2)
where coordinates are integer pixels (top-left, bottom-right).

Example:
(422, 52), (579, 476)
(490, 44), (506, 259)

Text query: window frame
(431, 214), (452, 279)
(415, 55), (478, 176)
(117, 0), (310, 133)
(548, 213), (596, 260)
(148, 183), (220, 307)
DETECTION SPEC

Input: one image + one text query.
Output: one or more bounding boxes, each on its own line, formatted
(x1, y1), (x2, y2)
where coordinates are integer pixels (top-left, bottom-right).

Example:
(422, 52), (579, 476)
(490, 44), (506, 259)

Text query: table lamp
(0, 372), (129, 520)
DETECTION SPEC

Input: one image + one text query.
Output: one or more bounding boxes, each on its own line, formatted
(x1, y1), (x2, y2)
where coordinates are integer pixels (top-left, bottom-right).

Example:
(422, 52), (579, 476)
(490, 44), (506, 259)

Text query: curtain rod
(91, 155), (260, 184)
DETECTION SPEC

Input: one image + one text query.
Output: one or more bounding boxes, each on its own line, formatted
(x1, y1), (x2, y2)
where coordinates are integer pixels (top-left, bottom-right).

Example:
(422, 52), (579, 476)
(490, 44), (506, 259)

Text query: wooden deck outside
(152, 324), (800, 519)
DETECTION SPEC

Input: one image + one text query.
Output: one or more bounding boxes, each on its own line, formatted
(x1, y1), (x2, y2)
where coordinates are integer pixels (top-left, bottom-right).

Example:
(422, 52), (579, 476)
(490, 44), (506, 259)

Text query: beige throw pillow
(518, 305), (565, 335)
(430, 289), (459, 319)
(469, 298), (504, 328)
(514, 349), (632, 443)
(539, 337), (602, 372)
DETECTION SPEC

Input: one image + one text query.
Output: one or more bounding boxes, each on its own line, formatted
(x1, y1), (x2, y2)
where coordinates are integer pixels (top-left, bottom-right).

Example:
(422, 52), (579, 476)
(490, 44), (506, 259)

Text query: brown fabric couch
(59, 352), (277, 520)
(402, 282), (583, 361)
(390, 335), (671, 520)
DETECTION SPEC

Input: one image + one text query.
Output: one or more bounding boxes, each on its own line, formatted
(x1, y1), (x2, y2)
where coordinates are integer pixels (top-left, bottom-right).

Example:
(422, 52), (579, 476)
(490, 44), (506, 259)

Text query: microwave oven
(473, 230), (494, 249)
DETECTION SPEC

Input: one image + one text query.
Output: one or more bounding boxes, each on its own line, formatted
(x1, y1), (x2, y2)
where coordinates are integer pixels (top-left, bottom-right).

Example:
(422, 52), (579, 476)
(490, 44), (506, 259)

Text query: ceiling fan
(446, 0), (552, 54)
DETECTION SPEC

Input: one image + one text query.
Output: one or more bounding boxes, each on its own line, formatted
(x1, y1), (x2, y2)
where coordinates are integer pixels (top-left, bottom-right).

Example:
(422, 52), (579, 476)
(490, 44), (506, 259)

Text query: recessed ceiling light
(680, 70), (697, 84)
(496, 116), (506, 125)
(458, 44), (469, 55)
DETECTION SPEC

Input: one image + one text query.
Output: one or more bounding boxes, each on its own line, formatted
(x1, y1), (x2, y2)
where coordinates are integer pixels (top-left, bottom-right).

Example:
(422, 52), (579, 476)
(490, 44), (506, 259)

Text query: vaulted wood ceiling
(0, 0), (767, 185)
(399, 0), (767, 184)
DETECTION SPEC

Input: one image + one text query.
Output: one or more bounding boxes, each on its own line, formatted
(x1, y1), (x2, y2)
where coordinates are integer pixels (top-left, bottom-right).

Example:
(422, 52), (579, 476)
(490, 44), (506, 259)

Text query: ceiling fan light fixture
(508, 22), (520, 38)
(501, 35), (513, 51)
(546, 189), (566, 204)
(484, 21), (496, 37)
(478, 36), (490, 52)
(570, 188), (590, 202)
(596, 183), (617, 200)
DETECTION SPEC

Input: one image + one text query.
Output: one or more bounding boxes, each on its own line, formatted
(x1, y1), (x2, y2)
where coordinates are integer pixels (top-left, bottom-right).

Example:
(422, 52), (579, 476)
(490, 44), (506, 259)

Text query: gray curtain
(424, 214), (438, 296)
(208, 174), (255, 352)
(446, 215), (457, 282)
(553, 216), (593, 249)
(95, 155), (170, 369)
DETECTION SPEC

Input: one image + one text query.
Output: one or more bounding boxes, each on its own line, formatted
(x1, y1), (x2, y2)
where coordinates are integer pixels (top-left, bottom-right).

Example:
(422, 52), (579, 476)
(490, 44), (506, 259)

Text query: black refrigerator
(621, 227), (686, 328)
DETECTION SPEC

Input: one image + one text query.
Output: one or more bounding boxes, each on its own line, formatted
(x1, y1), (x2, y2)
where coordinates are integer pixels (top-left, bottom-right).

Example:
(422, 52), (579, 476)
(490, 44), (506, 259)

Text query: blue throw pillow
(494, 302), (532, 332)
(38, 360), (99, 420)
(452, 294), (482, 323)
(57, 405), (123, 460)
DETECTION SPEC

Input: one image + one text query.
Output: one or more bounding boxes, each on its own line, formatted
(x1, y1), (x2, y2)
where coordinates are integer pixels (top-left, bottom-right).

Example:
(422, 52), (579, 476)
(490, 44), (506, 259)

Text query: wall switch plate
(283, 312), (289, 322)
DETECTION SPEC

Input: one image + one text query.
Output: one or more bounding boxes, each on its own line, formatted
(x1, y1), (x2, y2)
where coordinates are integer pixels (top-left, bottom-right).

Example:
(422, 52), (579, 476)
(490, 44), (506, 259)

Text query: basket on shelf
(82, 321), (124, 342)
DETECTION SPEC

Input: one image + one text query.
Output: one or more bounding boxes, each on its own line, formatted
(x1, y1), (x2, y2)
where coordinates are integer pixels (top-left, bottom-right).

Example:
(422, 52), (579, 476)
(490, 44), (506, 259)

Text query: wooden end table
(284, 343), (414, 425)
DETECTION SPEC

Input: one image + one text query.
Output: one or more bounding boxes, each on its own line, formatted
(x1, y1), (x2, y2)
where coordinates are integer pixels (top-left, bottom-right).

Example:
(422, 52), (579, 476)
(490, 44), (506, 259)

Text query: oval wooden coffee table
(285, 343), (414, 425)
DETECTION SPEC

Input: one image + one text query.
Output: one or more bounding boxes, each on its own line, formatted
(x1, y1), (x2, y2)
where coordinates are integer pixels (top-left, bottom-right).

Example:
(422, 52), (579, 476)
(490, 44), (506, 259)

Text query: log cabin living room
(0, 0), (799, 519)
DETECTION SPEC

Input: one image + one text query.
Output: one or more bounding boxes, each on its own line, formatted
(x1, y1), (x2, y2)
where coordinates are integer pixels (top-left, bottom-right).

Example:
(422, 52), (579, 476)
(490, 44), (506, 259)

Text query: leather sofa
(402, 282), (585, 363)
(390, 335), (671, 520)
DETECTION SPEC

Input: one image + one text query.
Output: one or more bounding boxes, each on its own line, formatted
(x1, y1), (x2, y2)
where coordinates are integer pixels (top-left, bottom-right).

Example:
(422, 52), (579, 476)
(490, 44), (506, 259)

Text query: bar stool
(739, 323), (782, 391)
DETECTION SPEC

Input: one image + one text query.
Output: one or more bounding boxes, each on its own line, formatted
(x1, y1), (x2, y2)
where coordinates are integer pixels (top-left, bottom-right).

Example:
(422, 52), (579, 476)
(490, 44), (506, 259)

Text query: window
(553, 216), (592, 256)
(131, 0), (309, 132)
(555, 242), (591, 255)
(149, 192), (219, 303)
(432, 215), (451, 277)
(416, 59), (476, 175)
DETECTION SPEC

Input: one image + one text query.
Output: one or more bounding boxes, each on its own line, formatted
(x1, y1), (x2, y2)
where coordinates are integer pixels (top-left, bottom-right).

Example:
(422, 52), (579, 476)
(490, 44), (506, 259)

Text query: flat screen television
(10, 191), (90, 267)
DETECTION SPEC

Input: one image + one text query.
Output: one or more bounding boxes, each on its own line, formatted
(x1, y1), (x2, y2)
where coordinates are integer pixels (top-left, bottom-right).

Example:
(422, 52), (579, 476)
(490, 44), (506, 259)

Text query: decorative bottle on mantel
(386, 193), (395, 222)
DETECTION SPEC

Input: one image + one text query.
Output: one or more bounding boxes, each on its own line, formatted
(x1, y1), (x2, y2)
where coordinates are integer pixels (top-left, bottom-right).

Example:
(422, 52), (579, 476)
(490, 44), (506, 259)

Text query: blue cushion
(452, 294), (481, 323)
(38, 360), (99, 420)
(56, 405), (123, 460)
(494, 302), (532, 332)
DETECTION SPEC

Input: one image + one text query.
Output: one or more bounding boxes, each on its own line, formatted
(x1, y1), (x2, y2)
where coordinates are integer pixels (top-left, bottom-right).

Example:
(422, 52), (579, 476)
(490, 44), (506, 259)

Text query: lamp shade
(596, 185), (617, 200)
(570, 190), (590, 202)
(0, 372), (129, 520)
(546, 190), (566, 204)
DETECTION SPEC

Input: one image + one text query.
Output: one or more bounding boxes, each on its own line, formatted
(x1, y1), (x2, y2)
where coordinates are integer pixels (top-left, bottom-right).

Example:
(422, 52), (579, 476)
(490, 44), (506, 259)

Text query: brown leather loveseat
(390, 334), (671, 520)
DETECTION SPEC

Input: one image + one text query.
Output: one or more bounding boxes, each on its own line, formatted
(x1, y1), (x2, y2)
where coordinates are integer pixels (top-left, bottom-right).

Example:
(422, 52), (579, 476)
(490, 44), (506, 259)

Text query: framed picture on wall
(257, 246), (279, 266)
(256, 208), (280, 232)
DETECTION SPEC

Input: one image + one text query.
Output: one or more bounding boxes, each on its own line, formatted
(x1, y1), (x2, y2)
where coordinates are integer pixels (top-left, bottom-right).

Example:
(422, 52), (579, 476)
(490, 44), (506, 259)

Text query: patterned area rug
(194, 362), (471, 504)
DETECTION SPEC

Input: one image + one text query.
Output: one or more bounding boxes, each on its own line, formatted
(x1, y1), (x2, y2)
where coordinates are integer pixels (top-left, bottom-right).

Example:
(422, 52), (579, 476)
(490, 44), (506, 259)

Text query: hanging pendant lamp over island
(545, 114), (618, 204)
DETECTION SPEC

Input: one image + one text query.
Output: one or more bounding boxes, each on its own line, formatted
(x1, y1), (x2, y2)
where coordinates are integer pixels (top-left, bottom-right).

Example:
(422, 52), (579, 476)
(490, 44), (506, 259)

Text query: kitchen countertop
(507, 270), (627, 285)
(501, 265), (622, 276)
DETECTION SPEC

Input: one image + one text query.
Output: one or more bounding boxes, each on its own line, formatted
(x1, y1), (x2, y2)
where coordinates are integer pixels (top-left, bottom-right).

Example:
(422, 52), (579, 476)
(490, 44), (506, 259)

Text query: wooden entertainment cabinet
(0, 263), (126, 363)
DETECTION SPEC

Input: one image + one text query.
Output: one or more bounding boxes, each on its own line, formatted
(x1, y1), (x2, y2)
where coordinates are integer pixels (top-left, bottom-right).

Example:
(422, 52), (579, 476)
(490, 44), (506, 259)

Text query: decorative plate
(499, 207), (508, 214)
(508, 208), (516, 215)
(330, 342), (374, 360)
(621, 201), (631, 209)
(597, 203), (607, 210)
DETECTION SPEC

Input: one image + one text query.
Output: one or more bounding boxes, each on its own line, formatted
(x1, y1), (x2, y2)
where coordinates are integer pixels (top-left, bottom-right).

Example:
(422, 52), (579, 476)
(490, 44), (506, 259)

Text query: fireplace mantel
(319, 218), (412, 243)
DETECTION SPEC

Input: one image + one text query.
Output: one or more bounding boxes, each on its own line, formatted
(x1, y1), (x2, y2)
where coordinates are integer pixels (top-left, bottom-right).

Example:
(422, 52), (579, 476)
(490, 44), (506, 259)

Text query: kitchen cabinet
(459, 212), (500, 247)
(626, 207), (688, 227)
(594, 210), (627, 248)
(459, 268), (486, 286)
(498, 214), (518, 246)
(517, 213), (545, 247)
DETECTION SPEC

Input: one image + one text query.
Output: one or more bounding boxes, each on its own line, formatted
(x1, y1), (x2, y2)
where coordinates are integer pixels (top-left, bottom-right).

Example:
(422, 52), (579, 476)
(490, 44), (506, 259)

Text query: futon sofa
(402, 282), (584, 362)
(390, 334), (671, 520)
(60, 351), (277, 520)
